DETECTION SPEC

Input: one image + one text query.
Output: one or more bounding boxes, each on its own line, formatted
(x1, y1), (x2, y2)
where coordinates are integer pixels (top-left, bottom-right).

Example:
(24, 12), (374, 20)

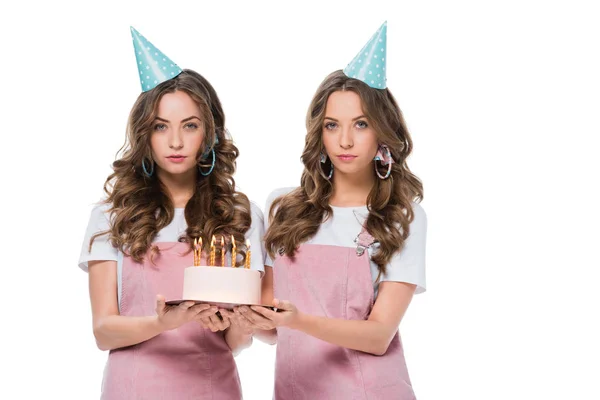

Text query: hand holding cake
(155, 294), (218, 331)
(234, 299), (299, 330)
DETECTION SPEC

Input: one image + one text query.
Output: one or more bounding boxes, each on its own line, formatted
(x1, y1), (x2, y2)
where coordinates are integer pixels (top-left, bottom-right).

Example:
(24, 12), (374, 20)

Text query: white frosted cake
(182, 266), (261, 305)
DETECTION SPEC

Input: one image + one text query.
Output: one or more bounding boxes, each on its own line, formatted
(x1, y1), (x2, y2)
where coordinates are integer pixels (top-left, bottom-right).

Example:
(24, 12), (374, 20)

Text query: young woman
(233, 23), (426, 399)
(78, 28), (264, 399)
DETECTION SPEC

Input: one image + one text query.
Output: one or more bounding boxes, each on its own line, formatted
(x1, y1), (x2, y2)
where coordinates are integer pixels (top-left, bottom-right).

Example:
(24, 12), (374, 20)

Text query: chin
(335, 165), (362, 174)
(337, 166), (372, 177)
(158, 164), (197, 176)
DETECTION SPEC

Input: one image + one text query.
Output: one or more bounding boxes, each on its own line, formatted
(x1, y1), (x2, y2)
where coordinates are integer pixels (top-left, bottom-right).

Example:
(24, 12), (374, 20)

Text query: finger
(230, 311), (249, 327)
(238, 307), (256, 323)
(237, 315), (253, 332)
(215, 313), (229, 330)
(234, 308), (253, 325)
(208, 314), (223, 332)
(273, 298), (293, 310)
(178, 301), (195, 310)
(239, 307), (273, 329)
(248, 309), (275, 323)
(196, 307), (218, 319)
(242, 306), (272, 321)
(251, 306), (279, 320)
(190, 303), (211, 312)
(218, 309), (234, 320)
(156, 295), (166, 311)
(198, 316), (214, 329)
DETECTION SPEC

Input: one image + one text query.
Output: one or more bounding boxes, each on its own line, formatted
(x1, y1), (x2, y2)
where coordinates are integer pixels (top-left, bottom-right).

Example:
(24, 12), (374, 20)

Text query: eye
(184, 123), (199, 130)
(153, 123), (167, 131)
(324, 122), (337, 130)
(356, 120), (368, 129)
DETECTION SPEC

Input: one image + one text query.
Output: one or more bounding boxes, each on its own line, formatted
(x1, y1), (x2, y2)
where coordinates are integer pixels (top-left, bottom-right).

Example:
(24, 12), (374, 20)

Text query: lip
(167, 155), (187, 163)
(336, 154), (357, 162)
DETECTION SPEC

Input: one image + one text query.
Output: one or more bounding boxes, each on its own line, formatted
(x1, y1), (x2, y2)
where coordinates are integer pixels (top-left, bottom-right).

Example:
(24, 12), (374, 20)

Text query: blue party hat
(343, 21), (387, 89)
(131, 27), (183, 92)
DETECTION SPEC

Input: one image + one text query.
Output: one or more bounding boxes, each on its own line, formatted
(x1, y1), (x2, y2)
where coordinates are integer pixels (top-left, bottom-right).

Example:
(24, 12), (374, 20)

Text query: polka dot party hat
(131, 26), (183, 92)
(343, 21), (387, 89)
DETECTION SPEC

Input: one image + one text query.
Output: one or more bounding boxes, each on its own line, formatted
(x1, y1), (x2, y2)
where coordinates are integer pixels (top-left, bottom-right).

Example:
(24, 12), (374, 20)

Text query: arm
(253, 281), (416, 356)
(89, 260), (163, 350)
(251, 265), (277, 345)
(89, 260), (215, 351)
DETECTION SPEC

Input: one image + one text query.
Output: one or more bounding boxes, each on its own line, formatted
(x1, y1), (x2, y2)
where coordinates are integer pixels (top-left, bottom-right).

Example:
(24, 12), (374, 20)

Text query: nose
(169, 128), (184, 150)
(339, 126), (353, 150)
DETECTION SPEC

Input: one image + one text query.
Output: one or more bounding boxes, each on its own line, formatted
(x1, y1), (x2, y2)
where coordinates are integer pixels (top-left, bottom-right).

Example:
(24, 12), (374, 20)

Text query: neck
(329, 168), (375, 207)
(156, 168), (197, 208)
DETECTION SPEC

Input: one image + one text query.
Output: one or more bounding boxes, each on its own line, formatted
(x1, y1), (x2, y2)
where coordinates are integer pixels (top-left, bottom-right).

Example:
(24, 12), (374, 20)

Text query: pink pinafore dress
(272, 227), (416, 399)
(100, 242), (242, 400)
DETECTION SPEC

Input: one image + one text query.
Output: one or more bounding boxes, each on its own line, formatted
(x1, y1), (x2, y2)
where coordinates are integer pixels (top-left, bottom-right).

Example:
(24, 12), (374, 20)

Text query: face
(322, 90), (379, 177)
(150, 90), (205, 178)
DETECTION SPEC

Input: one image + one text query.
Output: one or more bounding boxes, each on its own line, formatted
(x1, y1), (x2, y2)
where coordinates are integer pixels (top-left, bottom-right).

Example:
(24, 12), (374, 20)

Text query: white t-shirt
(264, 188), (426, 295)
(78, 201), (266, 308)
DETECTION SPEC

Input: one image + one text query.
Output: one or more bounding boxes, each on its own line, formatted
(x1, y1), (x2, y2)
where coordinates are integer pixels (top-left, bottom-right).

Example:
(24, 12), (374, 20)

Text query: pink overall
(273, 243), (416, 399)
(100, 242), (242, 400)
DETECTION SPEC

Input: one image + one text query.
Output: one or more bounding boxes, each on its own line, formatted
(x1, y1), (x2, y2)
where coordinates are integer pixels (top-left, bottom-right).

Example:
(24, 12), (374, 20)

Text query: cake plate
(165, 299), (278, 311)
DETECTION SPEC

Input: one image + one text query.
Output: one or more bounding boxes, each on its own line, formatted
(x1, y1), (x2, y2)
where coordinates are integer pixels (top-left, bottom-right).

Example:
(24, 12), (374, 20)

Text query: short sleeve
(245, 202), (267, 274)
(380, 202), (427, 294)
(78, 203), (118, 272)
(263, 187), (296, 267)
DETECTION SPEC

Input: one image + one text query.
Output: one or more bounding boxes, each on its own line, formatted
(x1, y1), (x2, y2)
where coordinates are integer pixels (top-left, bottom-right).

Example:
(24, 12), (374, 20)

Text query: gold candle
(193, 238), (198, 266)
(210, 235), (216, 266)
(195, 237), (202, 266)
(231, 235), (237, 267)
(244, 239), (251, 269)
(220, 236), (225, 267)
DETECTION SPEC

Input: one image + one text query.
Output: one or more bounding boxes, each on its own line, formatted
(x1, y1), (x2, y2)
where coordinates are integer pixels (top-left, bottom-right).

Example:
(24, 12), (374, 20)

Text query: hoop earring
(320, 152), (333, 180)
(199, 148), (216, 176)
(374, 145), (393, 179)
(142, 158), (154, 177)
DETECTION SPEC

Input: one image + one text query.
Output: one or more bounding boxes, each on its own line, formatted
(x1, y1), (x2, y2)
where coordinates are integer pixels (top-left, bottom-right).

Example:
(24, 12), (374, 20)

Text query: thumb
(156, 294), (166, 313)
(273, 298), (291, 310)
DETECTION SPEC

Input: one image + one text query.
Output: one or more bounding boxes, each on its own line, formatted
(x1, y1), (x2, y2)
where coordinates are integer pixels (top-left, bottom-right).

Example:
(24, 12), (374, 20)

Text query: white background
(1, 1), (599, 399)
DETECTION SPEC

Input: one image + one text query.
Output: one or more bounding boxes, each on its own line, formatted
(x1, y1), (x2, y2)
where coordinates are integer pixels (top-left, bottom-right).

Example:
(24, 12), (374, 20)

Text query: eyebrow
(324, 115), (367, 122)
(154, 116), (201, 123)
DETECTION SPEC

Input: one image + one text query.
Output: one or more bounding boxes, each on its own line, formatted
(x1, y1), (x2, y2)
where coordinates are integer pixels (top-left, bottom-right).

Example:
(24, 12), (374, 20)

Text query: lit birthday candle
(231, 235), (237, 267)
(193, 238), (198, 266)
(195, 237), (202, 266)
(244, 239), (251, 269)
(193, 238), (197, 266)
(210, 235), (216, 266)
(220, 236), (225, 267)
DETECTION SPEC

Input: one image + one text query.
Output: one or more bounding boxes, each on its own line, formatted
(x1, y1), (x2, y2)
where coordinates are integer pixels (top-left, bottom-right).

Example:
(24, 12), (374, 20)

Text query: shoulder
(249, 200), (264, 224)
(264, 187), (297, 214)
(265, 187), (297, 205)
(410, 201), (427, 230)
(88, 200), (113, 227)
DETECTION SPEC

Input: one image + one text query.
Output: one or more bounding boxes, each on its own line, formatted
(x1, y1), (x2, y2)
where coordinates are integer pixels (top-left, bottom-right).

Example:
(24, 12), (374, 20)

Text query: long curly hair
(264, 70), (423, 275)
(90, 69), (250, 264)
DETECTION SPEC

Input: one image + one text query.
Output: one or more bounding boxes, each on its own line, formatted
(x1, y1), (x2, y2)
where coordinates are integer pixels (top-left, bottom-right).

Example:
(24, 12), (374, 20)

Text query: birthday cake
(182, 266), (261, 305)
(180, 236), (261, 306)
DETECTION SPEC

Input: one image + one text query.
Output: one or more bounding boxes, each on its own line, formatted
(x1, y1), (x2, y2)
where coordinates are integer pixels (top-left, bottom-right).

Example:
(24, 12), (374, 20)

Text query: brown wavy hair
(264, 70), (423, 275)
(90, 69), (250, 264)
